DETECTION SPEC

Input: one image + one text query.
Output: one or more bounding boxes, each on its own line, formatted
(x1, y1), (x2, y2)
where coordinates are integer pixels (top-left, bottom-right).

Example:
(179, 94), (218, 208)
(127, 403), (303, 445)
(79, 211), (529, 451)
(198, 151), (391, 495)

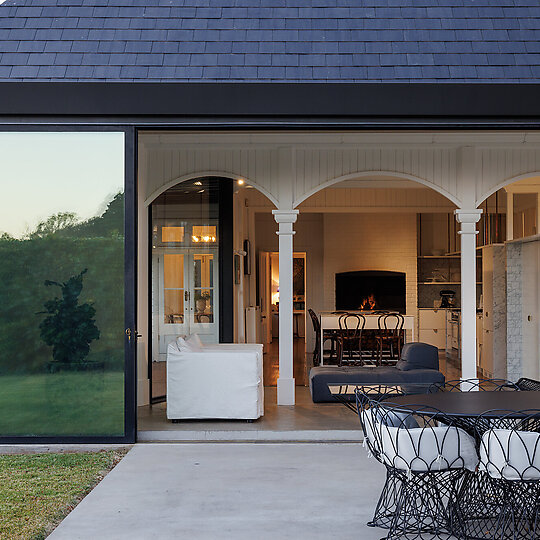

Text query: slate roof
(0, 0), (540, 82)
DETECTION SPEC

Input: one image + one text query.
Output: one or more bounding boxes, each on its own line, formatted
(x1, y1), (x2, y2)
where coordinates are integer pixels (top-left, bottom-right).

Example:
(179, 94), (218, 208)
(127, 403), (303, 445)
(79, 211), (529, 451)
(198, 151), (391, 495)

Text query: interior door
(259, 251), (272, 344)
(188, 250), (219, 343)
(157, 253), (189, 360)
(155, 249), (219, 361)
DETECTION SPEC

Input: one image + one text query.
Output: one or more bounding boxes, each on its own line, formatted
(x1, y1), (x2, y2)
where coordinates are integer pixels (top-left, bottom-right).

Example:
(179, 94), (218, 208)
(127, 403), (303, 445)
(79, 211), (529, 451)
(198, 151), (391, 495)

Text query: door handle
(125, 328), (142, 342)
(185, 290), (189, 301)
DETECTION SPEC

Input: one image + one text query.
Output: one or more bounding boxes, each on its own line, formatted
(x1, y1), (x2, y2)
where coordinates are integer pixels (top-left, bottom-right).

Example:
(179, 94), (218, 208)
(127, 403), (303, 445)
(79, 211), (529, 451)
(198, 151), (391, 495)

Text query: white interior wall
(322, 214), (418, 322)
(255, 212), (324, 354)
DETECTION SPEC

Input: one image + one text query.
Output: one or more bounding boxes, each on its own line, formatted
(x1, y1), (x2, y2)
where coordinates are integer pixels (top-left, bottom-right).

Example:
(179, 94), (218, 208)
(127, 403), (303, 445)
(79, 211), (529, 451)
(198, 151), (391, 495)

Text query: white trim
(294, 170), (462, 208)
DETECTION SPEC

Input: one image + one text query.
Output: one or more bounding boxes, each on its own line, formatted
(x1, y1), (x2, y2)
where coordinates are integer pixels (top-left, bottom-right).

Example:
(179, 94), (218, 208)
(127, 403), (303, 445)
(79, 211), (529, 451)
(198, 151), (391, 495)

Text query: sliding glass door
(0, 130), (133, 440)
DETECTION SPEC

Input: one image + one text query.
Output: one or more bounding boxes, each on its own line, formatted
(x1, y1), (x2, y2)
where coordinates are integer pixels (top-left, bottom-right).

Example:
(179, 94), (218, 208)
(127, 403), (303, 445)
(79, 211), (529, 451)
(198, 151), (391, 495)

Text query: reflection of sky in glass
(0, 132), (124, 237)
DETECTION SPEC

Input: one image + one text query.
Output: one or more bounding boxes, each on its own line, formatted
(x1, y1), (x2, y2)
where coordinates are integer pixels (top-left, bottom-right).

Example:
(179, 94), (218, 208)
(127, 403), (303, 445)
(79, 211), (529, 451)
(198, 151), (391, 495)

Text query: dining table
(319, 312), (416, 365)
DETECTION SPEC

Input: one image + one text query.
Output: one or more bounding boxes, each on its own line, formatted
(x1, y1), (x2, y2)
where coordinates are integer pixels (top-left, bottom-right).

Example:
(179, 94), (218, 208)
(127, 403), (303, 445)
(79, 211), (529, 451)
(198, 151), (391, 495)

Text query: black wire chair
(429, 378), (521, 394)
(457, 409), (540, 540)
(337, 313), (365, 366)
(367, 399), (478, 540)
(355, 386), (410, 530)
(516, 377), (540, 392)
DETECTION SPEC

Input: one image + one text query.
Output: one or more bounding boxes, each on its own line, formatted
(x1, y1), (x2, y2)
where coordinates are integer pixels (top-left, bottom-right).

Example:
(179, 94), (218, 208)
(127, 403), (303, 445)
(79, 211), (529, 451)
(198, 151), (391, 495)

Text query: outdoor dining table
(380, 389), (540, 434)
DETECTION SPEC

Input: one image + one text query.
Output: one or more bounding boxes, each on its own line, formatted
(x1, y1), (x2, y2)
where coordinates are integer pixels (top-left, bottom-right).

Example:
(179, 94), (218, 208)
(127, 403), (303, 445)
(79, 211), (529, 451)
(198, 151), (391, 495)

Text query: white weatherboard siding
(138, 131), (540, 405)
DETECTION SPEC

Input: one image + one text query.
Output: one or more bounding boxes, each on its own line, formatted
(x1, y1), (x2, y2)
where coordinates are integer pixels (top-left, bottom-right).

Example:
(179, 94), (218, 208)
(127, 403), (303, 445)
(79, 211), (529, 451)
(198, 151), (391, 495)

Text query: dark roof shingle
(0, 0), (540, 82)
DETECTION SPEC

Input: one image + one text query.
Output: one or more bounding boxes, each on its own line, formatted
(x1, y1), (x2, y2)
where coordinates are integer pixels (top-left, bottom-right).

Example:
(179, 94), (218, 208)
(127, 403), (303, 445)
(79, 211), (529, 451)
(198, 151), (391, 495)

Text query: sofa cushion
(309, 365), (445, 403)
(396, 342), (439, 371)
(176, 334), (203, 352)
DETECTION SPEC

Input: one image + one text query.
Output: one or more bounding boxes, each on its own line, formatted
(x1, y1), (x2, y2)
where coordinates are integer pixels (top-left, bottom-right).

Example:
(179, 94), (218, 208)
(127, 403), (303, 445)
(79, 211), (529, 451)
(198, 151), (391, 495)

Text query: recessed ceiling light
(194, 181), (202, 186)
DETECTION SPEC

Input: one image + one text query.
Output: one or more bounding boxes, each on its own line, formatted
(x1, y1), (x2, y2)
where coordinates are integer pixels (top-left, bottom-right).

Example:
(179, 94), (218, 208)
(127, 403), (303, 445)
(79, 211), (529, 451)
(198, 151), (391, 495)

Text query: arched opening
(298, 173), (465, 380)
(475, 175), (540, 383)
(147, 177), (231, 402)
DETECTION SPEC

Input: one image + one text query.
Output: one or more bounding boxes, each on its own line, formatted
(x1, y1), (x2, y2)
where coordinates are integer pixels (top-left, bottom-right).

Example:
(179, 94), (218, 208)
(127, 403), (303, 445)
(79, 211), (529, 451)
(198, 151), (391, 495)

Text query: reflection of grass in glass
(0, 372), (124, 436)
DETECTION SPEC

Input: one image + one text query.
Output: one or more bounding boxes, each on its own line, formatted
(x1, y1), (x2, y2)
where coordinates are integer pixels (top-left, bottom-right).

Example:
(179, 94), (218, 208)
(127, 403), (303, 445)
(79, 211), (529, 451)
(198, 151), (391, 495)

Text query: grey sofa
(309, 342), (445, 403)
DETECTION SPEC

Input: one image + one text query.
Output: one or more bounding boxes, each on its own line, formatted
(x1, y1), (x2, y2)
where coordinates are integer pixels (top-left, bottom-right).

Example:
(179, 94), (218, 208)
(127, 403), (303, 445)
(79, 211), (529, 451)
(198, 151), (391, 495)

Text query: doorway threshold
(137, 387), (363, 443)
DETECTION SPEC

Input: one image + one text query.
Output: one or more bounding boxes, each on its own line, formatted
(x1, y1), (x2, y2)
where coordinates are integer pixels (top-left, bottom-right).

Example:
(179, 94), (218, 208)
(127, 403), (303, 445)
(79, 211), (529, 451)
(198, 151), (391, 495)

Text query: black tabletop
(382, 390), (540, 418)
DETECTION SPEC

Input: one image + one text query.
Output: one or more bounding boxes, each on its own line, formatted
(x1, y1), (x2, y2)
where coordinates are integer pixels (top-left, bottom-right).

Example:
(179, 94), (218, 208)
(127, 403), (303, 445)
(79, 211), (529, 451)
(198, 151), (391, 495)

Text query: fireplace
(335, 271), (406, 313)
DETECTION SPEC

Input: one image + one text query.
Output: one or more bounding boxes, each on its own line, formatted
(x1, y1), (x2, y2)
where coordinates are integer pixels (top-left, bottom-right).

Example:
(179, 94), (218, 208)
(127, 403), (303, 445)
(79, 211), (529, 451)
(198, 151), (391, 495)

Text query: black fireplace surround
(335, 270), (406, 313)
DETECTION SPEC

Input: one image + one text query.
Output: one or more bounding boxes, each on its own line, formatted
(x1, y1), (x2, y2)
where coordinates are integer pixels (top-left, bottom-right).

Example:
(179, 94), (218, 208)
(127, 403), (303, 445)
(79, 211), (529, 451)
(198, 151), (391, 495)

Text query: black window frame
(0, 124), (137, 444)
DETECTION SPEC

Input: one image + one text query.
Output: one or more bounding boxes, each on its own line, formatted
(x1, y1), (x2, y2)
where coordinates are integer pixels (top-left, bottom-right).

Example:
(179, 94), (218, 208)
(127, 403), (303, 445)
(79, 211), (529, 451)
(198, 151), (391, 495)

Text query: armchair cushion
(480, 429), (540, 481)
(396, 342), (439, 371)
(380, 424), (478, 472)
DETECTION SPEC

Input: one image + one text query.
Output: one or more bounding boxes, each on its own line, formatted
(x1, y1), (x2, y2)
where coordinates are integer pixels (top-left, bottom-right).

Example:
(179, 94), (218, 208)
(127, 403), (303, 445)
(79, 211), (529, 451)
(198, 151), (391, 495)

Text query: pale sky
(0, 132), (124, 237)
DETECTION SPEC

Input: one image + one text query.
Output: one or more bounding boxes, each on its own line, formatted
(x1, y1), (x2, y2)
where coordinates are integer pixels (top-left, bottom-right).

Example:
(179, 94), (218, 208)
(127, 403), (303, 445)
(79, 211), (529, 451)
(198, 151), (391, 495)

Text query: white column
(455, 209), (483, 386)
(506, 190), (514, 241)
(272, 209), (299, 405)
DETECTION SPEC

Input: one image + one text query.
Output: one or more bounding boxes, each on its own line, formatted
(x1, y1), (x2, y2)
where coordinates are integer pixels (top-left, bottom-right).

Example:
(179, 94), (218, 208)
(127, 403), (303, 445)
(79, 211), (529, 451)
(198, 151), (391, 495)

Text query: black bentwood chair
(336, 313), (365, 366)
(376, 313), (404, 366)
(308, 309), (337, 366)
(367, 400), (478, 540)
(467, 410), (540, 540)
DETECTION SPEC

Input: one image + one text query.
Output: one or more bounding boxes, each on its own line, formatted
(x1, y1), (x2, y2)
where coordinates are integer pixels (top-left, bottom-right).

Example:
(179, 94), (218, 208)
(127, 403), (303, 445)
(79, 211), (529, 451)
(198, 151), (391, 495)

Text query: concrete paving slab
(49, 443), (386, 540)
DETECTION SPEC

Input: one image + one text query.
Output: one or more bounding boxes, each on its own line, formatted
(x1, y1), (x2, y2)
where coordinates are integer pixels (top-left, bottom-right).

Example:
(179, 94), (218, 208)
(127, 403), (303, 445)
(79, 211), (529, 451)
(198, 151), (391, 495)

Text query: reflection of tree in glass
(38, 269), (100, 366)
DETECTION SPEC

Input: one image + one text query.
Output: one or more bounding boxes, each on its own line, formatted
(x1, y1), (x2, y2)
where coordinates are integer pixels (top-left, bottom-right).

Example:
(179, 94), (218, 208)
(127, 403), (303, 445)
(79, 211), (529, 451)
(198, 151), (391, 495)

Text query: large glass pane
(0, 132), (125, 437)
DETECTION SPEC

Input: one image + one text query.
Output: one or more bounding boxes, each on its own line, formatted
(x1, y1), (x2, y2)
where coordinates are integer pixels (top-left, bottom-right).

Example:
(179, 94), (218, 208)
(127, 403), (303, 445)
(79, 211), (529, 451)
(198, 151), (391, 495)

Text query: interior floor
(138, 386), (357, 433)
(264, 338), (307, 386)
(139, 350), (465, 436)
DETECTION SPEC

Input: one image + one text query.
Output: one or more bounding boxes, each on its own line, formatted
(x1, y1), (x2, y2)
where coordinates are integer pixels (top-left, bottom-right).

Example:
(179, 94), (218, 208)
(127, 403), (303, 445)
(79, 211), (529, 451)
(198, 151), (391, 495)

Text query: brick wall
(322, 213), (418, 319)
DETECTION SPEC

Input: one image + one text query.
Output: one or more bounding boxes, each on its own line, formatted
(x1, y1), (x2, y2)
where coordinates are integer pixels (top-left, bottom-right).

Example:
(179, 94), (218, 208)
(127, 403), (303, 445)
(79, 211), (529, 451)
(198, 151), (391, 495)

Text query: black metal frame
(456, 409), (540, 540)
(0, 124), (137, 444)
(0, 81), (539, 444)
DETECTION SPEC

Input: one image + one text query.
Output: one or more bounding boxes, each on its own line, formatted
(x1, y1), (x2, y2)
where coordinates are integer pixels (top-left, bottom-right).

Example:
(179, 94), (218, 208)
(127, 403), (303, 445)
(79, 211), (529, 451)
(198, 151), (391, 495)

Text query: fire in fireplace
(335, 271), (406, 313)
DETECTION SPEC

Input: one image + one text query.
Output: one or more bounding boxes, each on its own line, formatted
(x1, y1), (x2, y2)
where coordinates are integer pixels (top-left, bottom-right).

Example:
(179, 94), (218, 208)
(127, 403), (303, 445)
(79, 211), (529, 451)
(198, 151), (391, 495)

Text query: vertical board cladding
(292, 146), (460, 206)
(477, 147), (540, 205)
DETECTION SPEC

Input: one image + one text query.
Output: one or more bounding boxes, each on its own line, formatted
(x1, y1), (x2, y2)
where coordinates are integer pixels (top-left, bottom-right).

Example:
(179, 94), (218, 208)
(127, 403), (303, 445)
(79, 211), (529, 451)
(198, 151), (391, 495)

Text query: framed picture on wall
(234, 254), (241, 284)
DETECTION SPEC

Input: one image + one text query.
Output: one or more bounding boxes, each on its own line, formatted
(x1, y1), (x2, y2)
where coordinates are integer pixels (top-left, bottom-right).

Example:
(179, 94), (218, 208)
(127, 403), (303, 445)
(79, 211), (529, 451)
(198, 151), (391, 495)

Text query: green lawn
(0, 372), (124, 436)
(0, 450), (128, 540)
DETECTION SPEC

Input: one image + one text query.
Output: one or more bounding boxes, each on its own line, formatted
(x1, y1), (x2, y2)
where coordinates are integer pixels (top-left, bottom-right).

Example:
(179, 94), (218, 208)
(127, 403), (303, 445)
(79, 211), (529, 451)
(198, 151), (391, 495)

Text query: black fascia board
(1, 82), (540, 126)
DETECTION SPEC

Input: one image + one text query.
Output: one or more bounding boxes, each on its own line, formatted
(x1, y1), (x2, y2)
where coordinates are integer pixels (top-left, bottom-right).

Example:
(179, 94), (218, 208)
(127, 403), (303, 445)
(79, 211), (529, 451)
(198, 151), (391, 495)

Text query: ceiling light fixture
(238, 179), (245, 185)
(194, 181), (202, 186)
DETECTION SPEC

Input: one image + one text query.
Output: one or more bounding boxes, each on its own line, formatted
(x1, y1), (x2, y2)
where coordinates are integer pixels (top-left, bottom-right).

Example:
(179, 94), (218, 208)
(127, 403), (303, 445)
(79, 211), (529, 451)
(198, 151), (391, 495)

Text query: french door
(154, 248), (219, 362)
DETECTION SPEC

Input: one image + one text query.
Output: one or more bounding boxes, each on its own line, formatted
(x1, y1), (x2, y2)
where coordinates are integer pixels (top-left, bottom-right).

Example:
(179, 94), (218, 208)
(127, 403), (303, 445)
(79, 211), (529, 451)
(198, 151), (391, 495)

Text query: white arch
(476, 171), (540, 207)
(293, 170), (462, 208)
(144, 170), (279, 207)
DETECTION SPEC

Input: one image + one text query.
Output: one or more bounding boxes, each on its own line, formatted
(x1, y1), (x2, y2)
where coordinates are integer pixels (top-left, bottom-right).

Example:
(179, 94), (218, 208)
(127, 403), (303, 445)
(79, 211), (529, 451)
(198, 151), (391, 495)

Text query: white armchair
(166, 341), (264, 420)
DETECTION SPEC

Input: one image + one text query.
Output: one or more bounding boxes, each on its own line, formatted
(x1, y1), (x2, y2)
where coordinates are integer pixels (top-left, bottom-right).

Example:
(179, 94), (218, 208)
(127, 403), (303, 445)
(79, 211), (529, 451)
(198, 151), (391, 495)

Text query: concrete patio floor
(49, 443), (387, 539)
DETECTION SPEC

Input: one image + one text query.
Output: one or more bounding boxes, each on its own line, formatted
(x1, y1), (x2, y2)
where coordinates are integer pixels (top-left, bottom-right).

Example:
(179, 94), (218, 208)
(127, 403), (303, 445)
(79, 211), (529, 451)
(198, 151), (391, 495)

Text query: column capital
(272, 209), (299, 224)
(454, 209), (482, 224)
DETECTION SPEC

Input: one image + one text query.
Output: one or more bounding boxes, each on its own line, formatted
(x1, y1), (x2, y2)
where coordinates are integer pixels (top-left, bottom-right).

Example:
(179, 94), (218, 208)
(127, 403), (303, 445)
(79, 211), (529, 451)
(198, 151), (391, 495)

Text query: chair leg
(367, 466), (402, 529)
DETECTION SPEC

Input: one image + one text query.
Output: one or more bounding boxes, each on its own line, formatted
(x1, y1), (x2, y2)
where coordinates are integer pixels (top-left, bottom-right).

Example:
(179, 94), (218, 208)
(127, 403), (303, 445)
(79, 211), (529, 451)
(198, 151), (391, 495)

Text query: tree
(38, 269), (100, 365)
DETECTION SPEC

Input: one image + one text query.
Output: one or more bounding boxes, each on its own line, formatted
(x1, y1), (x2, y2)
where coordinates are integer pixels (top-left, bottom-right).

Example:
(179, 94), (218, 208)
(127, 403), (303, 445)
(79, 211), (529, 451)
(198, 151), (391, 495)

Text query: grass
(0, 449), (128, 540)
(0, 372), (124, 436)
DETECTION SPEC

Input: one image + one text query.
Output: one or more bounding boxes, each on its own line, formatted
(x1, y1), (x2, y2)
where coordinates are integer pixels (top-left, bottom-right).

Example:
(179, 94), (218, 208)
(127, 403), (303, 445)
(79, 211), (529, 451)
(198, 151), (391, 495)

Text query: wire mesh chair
(355, 386), (410, 530)
(367, 400), (478, 540)
(337, 313), (365, 366)
(516, 378), (540, 392)
(458, 409), (540, 540)
(376, 313), (404, 366)
(429, 378), (521, 394)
